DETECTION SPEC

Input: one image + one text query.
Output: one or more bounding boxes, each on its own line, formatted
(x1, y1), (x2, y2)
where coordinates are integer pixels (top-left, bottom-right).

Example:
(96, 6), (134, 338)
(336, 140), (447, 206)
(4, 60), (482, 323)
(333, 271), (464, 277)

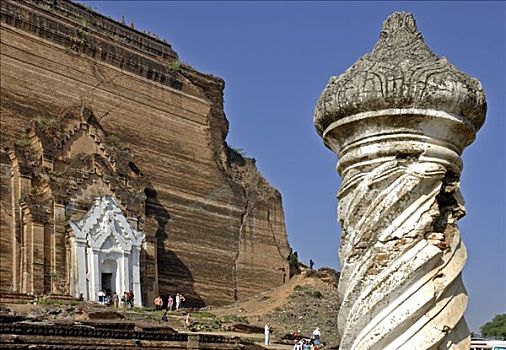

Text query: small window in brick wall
(169, 78), (183, 90)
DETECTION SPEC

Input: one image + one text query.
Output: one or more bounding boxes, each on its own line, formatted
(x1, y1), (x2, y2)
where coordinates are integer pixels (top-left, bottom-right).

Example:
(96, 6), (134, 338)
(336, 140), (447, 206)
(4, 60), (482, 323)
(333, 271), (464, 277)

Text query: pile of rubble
(265, 268), (341, 346)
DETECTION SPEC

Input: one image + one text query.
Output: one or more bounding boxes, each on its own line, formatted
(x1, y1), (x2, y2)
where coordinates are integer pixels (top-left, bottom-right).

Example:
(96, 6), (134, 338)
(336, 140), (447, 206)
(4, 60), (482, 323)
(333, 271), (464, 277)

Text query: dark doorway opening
(102, 273), (112, 295)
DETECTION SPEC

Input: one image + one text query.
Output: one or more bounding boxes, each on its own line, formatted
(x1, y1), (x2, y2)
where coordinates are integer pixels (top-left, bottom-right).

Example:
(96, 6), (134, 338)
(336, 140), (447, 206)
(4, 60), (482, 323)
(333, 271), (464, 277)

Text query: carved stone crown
(314, 12), (487, 136)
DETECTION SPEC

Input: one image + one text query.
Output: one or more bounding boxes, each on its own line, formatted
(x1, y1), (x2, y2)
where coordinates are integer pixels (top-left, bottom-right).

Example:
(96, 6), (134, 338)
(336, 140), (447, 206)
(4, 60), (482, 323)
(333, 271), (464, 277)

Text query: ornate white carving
(70, 196), (144, 306)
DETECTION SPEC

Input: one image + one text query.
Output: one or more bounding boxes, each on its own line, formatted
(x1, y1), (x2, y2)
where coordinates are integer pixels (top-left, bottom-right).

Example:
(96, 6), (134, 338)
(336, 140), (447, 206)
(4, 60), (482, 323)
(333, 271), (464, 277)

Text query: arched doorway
(101, 259), (117, 295)
(69, 196), (145, 305)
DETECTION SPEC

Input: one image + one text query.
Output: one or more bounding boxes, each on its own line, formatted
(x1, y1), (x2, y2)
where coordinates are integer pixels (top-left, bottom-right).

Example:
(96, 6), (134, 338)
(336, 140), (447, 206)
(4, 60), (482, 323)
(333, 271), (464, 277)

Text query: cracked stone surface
(314, 12), (486, 350)
(314, 12), (486, 138)
(0, 0), (291, 307)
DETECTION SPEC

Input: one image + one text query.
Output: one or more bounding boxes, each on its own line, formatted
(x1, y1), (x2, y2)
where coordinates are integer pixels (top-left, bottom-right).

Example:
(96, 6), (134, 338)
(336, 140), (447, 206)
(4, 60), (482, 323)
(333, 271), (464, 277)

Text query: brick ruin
(0, 0), (291, 307)
(0, 322), (261, 349)
(4, 107), (154, 304)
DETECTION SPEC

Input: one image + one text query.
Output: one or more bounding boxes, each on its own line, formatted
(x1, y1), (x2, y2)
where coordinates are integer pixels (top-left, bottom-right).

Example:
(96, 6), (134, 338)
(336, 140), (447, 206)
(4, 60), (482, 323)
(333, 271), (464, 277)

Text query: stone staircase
(0, 320), (265, 349)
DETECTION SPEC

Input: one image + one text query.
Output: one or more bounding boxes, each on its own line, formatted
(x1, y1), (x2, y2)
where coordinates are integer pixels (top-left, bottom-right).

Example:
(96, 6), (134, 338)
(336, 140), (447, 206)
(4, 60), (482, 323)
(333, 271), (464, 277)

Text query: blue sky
(80, 1), (505, 333)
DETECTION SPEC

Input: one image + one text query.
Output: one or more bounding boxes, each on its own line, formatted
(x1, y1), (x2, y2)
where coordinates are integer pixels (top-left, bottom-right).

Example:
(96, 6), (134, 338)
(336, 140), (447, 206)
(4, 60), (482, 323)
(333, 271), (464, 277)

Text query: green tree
(480, 314), (506, 338)
(287, 250), (298, 267)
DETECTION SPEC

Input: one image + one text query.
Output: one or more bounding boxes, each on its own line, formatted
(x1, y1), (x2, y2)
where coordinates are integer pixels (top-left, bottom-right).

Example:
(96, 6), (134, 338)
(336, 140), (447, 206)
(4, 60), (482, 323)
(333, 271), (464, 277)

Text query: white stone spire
(314, 12), (486, 350)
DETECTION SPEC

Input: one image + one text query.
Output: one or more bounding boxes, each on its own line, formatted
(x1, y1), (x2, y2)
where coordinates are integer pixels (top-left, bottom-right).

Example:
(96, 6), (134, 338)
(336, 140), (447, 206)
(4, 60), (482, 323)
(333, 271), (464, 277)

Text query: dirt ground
(1, 268), (340, 348)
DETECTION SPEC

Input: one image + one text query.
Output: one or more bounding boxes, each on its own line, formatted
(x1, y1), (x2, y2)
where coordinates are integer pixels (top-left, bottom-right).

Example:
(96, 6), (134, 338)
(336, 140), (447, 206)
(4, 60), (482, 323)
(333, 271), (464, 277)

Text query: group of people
(160, 310), (192, 328)
(264, 326), (322, 350)
(293, 327), (322, 350)
(93, 290), (135, 308)
(153, 293), (185, 311)
(292, 328), (321, 350)
(121, 291), (135, 308)
(89, 289), (187, 311)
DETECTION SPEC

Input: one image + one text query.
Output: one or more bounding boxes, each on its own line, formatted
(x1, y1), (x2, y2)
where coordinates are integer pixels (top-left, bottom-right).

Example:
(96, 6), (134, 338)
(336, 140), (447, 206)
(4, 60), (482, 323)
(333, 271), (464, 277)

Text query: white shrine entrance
(69, 196), (145, 306)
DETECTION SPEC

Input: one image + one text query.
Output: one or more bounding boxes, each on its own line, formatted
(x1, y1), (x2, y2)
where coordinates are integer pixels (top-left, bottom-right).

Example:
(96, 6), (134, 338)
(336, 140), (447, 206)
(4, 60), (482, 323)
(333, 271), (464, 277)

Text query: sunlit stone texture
(314, 12), (486, 350)
(0, 0), (291, 307)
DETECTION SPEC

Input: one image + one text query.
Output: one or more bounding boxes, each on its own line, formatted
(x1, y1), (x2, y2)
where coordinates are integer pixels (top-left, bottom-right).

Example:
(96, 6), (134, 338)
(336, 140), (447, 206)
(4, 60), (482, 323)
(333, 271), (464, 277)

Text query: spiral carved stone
(314, 12), (486, 350)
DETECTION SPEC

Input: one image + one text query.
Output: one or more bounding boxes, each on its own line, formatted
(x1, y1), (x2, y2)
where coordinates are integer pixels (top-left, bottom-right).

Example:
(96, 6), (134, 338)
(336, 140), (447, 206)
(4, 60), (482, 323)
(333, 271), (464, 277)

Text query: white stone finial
(314, 12), (486, 350)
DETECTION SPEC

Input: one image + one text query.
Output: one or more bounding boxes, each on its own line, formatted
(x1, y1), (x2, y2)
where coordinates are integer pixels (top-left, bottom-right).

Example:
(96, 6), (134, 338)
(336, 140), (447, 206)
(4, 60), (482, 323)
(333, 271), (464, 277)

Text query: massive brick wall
(0, 0), (290, 306)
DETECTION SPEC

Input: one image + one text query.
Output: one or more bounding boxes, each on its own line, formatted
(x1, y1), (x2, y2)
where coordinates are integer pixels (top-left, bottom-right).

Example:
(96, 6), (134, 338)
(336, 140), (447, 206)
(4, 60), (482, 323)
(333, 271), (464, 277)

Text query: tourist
(161, 311), (168, 323)
(97, 289), (105, 305)
(111, 292), (119, 308)
(264, 324), (270, 346)
(127, 290), (134, 309)
(77, 293), (84, 301)
(312, 327), (321, 346)
(154, 295), (163, 310)
(309, 259), (315, 270)
(121, 291), (128, 308)
(167, 295), (174, 311)
(292, 329), (303, 350)
(293, 329), (302, 342)
(176, 293), (185, 310)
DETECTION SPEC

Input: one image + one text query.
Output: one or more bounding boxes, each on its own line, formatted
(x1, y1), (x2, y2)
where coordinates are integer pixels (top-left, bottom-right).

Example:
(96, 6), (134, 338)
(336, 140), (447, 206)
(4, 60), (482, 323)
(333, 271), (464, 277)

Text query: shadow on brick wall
(144, 185), (205, 308)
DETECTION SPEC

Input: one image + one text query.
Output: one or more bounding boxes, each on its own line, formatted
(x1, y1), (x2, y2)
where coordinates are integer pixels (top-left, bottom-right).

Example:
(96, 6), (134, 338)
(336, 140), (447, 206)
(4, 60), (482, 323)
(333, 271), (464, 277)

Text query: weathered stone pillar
(9, 172), (24, 292)
(131, 246), (142, 307)
(74, 239), (88, 298)
(52, 202), (66, 295)
(121, 251), (131, 295)
(314, 13), (486, 350)
(8, 150), (32, 292)
(88, 248), (100, 301)
(20, 210), (45, 295)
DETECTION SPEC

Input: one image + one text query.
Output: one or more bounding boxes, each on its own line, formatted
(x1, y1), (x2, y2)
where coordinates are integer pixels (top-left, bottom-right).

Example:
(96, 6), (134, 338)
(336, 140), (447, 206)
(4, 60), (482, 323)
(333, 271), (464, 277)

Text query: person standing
(111, 292), (119, 308)
(154, 295), (163, 310)
(97, 290), (105, 305)
(312, 327), (321, 347)
(264, 324), (271, 346)
(175, 294), (180, 310)
(293, 329), (302, 342)
(167, 295), (174, 311)
(127, 290), (134, 309)
(176, 293), (185, 310)
(121, 292), (128, 308)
